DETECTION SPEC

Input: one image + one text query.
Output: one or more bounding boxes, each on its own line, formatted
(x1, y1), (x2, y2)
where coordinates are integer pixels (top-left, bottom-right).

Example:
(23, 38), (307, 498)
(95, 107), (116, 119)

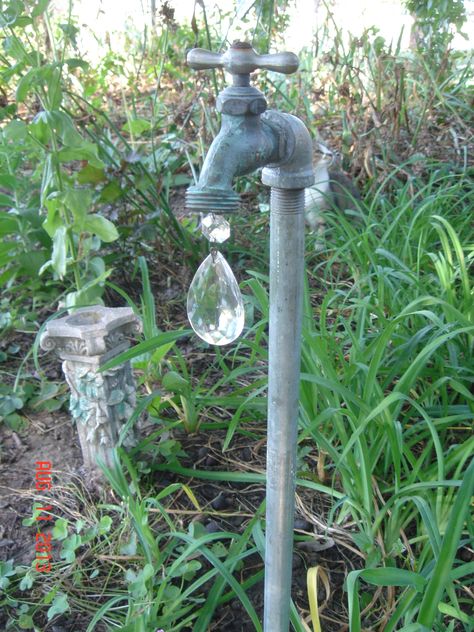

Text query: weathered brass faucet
(186, 41), (314, 632)
(186, 41), (314, 212)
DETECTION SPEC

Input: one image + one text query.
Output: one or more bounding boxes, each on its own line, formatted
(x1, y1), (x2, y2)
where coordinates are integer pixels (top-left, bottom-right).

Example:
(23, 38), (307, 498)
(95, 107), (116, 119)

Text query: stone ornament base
(40, 306), (142, 479)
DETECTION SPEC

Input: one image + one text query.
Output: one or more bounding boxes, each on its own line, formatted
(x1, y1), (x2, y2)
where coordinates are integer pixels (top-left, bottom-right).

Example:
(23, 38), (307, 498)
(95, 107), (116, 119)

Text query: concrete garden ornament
(184, 41), (315, 632)
(40, 306), (142, 480)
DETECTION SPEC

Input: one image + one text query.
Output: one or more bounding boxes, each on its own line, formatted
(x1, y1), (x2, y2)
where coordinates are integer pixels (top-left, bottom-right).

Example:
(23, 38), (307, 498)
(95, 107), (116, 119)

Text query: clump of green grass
(296, 166), (473, 629)
(209, 162), (472, 629)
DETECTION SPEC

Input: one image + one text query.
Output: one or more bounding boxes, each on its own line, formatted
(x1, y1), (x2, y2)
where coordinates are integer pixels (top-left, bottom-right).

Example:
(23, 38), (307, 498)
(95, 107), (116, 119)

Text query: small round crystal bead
(200, 213), (231, 243)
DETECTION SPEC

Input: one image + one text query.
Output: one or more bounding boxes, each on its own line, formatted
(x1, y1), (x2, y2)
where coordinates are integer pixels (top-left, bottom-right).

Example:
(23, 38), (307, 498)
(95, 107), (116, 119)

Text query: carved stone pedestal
(40, 306), (142, 478)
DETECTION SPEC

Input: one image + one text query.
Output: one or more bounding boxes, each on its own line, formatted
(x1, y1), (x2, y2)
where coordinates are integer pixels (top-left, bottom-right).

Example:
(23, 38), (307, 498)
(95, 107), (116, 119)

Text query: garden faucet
(185, 41), (314, 632)
(185, 41), (314, 212)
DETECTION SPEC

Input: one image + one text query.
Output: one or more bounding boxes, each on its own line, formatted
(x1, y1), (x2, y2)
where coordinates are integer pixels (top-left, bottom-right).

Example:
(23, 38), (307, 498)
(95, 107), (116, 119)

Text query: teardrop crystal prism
(187, 251), (244, 346)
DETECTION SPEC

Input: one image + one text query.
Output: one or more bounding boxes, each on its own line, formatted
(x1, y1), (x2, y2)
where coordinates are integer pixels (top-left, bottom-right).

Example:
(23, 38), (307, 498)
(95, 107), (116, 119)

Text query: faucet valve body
(188, 40), (298, 117)
(217, 85), (267, 116)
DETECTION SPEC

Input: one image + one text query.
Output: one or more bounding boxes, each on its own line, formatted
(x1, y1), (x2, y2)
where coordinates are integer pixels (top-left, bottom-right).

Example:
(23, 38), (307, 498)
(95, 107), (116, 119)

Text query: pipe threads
(270, 187), (305, 214)
(185, 187), (240, 214)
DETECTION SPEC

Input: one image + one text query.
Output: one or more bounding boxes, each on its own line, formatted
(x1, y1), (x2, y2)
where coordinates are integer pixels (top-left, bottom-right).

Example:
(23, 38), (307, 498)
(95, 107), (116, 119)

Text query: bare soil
(0, 410), (363, 631)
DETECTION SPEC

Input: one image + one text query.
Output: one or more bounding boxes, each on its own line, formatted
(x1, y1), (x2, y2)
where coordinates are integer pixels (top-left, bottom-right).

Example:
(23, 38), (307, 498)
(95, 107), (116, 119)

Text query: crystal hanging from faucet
(200, 213), (231, 243)
(187, 250), (244, 346)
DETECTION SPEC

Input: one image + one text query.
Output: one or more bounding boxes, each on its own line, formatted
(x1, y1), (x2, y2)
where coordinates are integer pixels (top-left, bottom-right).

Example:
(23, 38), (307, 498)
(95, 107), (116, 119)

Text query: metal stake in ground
(184, 42), (314, 631)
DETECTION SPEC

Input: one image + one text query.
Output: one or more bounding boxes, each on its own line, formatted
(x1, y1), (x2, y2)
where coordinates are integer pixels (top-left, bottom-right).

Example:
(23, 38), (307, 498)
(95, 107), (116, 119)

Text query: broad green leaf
(59, 23), (79, 46)
(0, 193), (13, 207)
(16, 69), (37, 103)
(47, 593), (69, 620)
(98, 516), (112, 535)
(64, 285), (104, 308)
(18, 250), (47, 275)
(45, 69), (62, 110)
(50, 111), (83, 147)
(82, 214), (118, 242)
(19, 571), (34, 591)
(63, 268), (111, 307)
(89, 256), (105, 277)
(12, 15), (32, 27)
(126, 563), (155, 599)
(42, 198), (62, 237)
(99, 180), (123, 203)
(60, 534), (81, 562)
(0, 175), (18, 189)
(0, 559), (16, 590)
(29, 111), (51, 144)
(3, 119), (27, 141)
(43, 586), (57, 604)
(57, 142), (104, 168)
(0, 394), (24, 417)
(122, 118), (151, 136)
(64, 188), (92, 222)
(2, 35), (27, 61)
(52, 518), (68, 540)
(169, 559), (201, 580)
(65, 58), (89, 70)
(162, 370), (189, 394)
(77, 164), (106, 185)
(17, 613), (34, 629)
(0, 1), (25, 27)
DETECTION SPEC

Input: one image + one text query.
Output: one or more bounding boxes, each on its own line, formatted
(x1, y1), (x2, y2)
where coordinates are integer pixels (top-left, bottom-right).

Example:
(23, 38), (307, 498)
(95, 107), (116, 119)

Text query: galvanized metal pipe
(264, 187), (306, 632)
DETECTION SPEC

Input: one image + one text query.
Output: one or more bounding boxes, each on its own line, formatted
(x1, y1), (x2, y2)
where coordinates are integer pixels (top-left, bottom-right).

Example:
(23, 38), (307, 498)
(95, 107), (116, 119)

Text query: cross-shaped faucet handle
(187, 41), (299, 78)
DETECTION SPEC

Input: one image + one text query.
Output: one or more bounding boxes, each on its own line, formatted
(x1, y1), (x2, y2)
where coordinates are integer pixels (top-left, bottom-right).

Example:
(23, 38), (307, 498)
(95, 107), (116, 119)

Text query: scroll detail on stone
(40, 306), (142, 478)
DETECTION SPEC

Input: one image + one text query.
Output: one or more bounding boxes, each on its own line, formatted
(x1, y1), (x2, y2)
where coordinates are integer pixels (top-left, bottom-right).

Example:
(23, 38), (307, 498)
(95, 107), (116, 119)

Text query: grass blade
(417, 458), (474, 627)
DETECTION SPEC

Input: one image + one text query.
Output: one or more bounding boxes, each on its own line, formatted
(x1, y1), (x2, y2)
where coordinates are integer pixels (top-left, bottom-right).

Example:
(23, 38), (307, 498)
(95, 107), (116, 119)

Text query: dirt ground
(0, 413), (82, 566)
(0, 412), (99, 630)
(0, 410), (363, 631)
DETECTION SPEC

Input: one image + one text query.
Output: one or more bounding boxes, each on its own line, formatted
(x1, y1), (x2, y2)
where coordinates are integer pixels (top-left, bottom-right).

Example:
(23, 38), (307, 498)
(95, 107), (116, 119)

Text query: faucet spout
(185, 112), (280, 214)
